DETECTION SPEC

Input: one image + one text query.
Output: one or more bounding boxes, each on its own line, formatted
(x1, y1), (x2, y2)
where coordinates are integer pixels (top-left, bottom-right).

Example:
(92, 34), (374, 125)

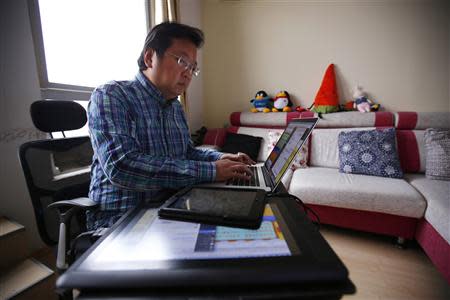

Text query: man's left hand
(220, 152), (256, 165)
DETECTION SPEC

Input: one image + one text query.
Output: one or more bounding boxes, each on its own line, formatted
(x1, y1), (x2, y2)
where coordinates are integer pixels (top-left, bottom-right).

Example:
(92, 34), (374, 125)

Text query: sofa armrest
(203, 128), (228, 148)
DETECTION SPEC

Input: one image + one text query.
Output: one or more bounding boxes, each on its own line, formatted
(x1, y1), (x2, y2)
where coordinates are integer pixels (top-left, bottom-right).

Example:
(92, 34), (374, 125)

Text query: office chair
(19, 100), (98, 274)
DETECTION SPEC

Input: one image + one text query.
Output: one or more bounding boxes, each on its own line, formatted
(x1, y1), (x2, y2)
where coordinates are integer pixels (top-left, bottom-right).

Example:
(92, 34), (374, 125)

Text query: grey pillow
(424, 128), (450, 181)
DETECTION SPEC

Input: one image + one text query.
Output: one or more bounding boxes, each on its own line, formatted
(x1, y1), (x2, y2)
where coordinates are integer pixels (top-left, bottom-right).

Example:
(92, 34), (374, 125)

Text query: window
(28, 0), (150, 101)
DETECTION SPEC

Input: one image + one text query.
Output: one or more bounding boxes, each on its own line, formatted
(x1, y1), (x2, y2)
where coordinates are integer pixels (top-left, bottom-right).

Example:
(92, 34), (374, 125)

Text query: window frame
(27, 0), (151, 101)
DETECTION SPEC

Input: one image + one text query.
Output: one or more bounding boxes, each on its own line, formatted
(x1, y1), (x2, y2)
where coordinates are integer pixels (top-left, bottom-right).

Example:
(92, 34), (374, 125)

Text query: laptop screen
(264, 118), (318, 185)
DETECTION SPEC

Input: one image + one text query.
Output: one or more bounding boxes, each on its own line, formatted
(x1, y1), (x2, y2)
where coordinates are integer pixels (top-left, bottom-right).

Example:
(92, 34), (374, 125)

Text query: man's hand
(220, 152), (256, 165)
(215, 159), (252, 182)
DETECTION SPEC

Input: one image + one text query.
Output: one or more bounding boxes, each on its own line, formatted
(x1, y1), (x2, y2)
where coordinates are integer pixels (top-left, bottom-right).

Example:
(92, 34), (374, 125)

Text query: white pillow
(267, 130), (309, 170)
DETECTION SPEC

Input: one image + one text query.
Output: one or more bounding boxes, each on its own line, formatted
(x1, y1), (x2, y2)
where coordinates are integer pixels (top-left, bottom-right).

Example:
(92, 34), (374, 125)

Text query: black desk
(57, 196), (355, 299)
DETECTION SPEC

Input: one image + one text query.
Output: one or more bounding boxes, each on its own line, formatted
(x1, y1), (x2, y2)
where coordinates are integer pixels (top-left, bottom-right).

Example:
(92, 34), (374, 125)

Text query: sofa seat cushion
(288, 167), (426, 218)
(405, 173), (450, 243)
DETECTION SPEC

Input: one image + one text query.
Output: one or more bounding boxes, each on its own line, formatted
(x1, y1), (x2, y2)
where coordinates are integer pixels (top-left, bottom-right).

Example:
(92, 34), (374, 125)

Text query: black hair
(137, 22), (204, 71)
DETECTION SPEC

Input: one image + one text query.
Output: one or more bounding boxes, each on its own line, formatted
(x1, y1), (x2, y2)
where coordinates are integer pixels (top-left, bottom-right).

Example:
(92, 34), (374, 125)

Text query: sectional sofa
(202, 111), (450, 284)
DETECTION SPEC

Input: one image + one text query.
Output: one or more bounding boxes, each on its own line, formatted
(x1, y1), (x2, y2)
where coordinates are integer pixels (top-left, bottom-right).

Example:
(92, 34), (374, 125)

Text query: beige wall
(202, 0), (450, 128)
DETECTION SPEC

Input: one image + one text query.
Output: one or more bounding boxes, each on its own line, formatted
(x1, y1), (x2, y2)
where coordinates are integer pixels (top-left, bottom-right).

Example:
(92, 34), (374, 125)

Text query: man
(87, 22), (253, 230)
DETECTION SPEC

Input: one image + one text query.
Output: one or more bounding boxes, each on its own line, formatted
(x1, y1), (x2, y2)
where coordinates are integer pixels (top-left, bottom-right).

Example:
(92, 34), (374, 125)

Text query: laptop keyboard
(226, 166), (260, 187)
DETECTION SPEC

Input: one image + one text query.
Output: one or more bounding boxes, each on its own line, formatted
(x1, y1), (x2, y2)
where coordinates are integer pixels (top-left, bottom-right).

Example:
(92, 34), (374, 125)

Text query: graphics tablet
(56, 197), (355, 297)
(158, 187), (266, 229)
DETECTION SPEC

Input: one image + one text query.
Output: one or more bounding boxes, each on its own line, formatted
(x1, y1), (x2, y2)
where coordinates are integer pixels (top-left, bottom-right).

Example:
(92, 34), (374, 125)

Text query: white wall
(202, 0), (450, 128)
(0, 0), (46, 251)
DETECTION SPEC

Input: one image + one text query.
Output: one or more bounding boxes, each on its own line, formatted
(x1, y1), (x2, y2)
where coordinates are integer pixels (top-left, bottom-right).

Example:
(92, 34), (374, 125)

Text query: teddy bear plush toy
(353, 86), (380, 113)
(271, 91), (293, 112)
(250, 90), (272, 113)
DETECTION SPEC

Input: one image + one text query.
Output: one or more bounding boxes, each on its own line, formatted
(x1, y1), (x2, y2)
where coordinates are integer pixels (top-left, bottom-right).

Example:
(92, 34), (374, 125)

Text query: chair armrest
(48, 197), (97, 210)
(48, 197), (97, 272)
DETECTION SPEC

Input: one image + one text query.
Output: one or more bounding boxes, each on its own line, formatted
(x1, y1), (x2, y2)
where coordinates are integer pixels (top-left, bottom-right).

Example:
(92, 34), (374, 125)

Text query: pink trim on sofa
(230, 111), (291, 127)
(301, 111), (316, 118)
(233, 124), (287, 129)
(287, 111), (315, 124)
(287, 112), (301, 124)
(396, 130), (420, 173)
(415, 219), (450, 284)
(227, 126), (239, 134)
(203, 128), (227, 147)
(305, 204), (418, 239)
(396, 112), (418, 129)
(374, 112), (394, 127)
(243, 125), (287, 129)
(230, 112), (241, 126)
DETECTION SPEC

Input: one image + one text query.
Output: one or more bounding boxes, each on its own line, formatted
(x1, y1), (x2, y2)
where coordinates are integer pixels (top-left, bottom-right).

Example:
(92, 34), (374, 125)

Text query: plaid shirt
(87, 72), (222, 229)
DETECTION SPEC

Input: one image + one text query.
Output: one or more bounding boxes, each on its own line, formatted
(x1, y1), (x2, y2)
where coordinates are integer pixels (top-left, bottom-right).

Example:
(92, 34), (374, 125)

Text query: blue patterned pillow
(338, 128), (403, 178)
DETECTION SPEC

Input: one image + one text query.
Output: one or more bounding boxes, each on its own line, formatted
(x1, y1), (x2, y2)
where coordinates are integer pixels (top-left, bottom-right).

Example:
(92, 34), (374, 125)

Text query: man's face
(143, 39), (197, 100)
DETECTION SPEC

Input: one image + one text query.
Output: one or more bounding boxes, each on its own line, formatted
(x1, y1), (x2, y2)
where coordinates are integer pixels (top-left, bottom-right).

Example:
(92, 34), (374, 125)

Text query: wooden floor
(320, 225), (450, 300)
(34, 226), (450, 299)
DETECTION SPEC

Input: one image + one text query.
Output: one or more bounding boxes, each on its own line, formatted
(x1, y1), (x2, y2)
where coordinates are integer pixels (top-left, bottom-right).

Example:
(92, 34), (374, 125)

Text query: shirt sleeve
(175, 103), (223, 162)
(185, 137), (223, 161)
(88, 86), (217, 191)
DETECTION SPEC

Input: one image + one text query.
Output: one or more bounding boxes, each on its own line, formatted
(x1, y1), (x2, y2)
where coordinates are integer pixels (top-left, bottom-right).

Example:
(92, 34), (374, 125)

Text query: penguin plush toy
(272, 91), (293, 112)
(250, 90), (272, 113)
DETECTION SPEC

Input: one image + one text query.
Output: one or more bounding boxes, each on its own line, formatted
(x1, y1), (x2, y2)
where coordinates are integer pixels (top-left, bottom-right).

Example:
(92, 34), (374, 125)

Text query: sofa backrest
(309, 112), (450, 173)
(230, 111), (315, 128)
(229, 111), (393, 128)
(395, 112), (450, 173)
(308, 111), (391, 168)
(395, 112), (450, 130)
(204, 112), (311, 162)
(204, 111), (450, 172)
(203, 126), (284, 162)
(226, 111), (394, 163)
(309, 127), (377, 168)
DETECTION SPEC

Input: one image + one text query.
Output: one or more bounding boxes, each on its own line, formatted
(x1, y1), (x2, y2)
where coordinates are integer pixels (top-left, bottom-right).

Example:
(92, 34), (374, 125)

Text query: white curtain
(151, 0), (178, 26)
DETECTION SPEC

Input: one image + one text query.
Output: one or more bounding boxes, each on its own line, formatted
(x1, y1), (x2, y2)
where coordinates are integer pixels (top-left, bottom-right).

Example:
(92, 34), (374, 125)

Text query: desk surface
(57, 195), (355, 299)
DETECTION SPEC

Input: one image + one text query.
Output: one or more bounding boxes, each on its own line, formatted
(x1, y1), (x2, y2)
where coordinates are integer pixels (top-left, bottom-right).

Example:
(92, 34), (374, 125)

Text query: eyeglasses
(166, 52), (200, 77)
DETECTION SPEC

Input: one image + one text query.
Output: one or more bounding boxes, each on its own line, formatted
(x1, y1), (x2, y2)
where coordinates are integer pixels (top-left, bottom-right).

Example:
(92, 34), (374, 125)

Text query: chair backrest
(19, 137), (93, 245)
(19, 100), (93, 246)
(30, 100), (87, 138)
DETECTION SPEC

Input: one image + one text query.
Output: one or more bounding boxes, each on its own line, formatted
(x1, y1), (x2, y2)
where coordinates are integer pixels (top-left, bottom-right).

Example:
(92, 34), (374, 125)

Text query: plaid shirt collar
(135, 71), (178, 108)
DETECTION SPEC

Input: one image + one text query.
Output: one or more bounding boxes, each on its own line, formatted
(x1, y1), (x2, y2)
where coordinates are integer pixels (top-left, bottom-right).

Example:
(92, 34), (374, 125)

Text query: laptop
(201, 118), (318, 192)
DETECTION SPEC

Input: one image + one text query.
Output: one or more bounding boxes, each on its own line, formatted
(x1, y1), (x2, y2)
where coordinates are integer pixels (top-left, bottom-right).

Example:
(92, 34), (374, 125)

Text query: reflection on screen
(169, 189), (256, 218)
(78, 205), (292, 270)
